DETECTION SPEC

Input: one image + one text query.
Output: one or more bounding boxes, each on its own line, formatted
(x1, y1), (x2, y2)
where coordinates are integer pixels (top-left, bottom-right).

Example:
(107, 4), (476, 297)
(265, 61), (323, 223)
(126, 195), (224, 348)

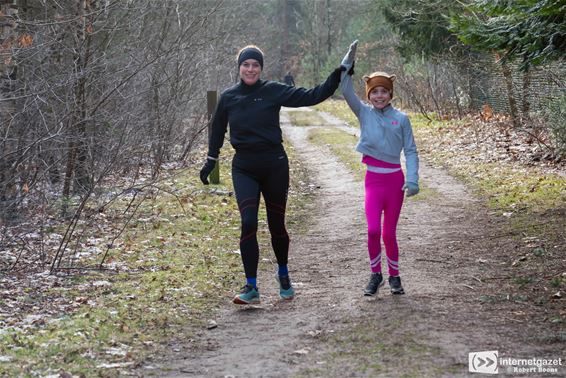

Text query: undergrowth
(0, 138), (315, 377)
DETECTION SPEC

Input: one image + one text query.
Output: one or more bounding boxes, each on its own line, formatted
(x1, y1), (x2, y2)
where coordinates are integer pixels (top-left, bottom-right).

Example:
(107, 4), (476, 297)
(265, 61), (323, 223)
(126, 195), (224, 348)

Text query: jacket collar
(239, 79), (263, 93)
(372, 103), (393, 114)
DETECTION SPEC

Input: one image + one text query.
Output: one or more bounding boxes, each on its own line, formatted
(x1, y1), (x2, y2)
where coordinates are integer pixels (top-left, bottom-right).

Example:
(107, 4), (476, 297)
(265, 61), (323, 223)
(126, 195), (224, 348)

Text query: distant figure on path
(283, 71), (295, 86)
(200, 45), (345, 305)
(339, 40), (420, 297)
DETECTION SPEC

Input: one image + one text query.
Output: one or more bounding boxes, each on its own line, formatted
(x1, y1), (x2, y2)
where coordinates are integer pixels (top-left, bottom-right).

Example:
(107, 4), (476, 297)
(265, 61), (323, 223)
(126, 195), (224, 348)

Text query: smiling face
(239, 59), (262, 86)
(368, 86), (392, 110)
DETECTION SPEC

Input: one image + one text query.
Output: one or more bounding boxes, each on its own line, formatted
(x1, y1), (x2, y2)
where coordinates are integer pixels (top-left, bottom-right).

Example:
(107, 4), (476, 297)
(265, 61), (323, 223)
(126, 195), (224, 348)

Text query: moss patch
(307, 127), (363, 181)
(296, 317), (446, 377)
(286, 110), (327, 127)
(314, 99), (359, 128)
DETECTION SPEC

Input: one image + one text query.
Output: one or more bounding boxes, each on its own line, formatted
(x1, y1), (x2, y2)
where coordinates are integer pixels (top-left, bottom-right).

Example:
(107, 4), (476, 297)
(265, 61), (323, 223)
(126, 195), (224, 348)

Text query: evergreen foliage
(380, 0), (467, 60)
(450, 0), (566, 70)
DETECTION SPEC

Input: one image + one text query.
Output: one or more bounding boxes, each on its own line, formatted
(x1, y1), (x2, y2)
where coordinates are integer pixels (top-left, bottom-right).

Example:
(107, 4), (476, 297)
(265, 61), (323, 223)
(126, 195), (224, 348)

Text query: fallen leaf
(18, 34), (33, 47)
(96, 361), (135, 368)
(293, 348), (309, 355)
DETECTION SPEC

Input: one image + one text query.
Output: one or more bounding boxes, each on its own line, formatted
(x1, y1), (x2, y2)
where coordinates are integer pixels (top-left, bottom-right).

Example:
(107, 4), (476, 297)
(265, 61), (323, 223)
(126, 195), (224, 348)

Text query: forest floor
(140, 108), (565, 377)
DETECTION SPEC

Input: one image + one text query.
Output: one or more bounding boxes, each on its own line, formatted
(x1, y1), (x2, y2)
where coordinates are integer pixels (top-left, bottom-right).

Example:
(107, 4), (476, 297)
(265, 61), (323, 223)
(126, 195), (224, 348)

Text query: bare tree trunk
(147, 2), (173, 178)
(281, 0), (289, 79)
(0, 0), (19, 221)
(73, 0), (95, 193)
(313, 1), (322, 83)
(498, 54), (521, 128)
(427, 75), (442, 117)
(149, 74), (163, 178)
(522, 65), (531, 122)
(451, 79), (463, 119)
(63, 0), (95, 197)
(326, 0), (332, 55)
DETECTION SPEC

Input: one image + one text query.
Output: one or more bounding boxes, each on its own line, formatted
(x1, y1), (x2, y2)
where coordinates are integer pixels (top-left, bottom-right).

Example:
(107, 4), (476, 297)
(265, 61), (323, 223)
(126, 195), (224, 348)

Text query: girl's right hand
(403, 182), (420, 197)
(341, 40), (358, 72)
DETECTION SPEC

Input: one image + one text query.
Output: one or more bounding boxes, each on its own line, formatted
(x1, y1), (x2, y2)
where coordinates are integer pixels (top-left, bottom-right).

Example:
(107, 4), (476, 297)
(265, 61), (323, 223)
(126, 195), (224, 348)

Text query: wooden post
(207, 90), (220, 184)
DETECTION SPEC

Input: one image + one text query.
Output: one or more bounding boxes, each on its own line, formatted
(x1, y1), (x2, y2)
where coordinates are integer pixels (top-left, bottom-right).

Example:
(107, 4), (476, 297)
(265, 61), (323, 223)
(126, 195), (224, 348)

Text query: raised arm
(339, 40), (363, 116)
(279, 67), (342, 107)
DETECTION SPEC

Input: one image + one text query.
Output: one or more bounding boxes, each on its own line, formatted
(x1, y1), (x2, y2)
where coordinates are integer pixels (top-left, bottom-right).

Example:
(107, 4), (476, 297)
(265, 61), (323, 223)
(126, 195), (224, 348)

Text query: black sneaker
(388, 276), (405, 295)
(364, 272), (384, 296)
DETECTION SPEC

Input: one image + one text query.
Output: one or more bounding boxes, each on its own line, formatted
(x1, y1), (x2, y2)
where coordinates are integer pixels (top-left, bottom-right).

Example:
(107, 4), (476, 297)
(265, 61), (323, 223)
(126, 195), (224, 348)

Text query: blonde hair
(236, 45), (265, 69)
(237, 45), (264, 60)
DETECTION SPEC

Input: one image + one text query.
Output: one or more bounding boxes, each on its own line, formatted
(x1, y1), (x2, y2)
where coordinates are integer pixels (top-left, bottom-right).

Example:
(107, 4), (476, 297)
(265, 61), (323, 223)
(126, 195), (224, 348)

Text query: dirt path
(147, 108), (563, 377)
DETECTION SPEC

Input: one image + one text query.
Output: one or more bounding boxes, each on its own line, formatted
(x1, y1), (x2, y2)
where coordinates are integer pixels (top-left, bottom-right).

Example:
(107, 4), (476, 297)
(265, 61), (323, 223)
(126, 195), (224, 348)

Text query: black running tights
(232, 152), (290, 279)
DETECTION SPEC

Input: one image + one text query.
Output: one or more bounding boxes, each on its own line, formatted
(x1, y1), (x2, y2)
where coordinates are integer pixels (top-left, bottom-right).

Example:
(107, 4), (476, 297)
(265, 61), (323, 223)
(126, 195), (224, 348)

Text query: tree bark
(326, 0), (332, 55)
(63, 0), (95, 196)
(521, 65), (531, 122)
(0, 0), (19, 220)
(281, 0), (289, 79)
(499, 55), (521, 128)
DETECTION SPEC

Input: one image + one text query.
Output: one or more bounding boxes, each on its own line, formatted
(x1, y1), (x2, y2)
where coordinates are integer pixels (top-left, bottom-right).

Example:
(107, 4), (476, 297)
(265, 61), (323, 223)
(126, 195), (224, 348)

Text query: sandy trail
(146, 107), (562, 378)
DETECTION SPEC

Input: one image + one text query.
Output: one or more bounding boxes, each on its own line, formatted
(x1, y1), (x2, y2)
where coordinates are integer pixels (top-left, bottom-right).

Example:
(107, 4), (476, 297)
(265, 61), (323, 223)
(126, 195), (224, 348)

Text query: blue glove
(199, 158), (216, 185)
(341, 40), (358, 72)
(403, 182), (419, 197)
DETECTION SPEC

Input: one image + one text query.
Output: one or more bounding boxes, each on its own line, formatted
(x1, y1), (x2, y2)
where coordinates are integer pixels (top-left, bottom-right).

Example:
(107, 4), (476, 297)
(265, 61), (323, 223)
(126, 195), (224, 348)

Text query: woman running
(200, 45), (344, 304)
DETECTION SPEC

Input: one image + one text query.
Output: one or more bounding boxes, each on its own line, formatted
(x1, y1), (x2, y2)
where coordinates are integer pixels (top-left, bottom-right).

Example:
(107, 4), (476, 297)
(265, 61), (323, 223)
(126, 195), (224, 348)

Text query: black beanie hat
(237, 47), (264, 69)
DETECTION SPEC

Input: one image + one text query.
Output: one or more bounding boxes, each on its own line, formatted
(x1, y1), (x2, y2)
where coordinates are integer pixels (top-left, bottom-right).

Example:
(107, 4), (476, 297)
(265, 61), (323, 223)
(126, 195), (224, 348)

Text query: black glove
(199, 158), (216, 185)
(348, 61), (355, 76)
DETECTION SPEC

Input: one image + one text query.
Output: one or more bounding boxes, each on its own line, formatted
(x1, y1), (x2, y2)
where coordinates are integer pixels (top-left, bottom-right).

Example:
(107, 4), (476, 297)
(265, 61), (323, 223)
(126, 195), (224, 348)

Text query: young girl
(340, 41), (419, 296)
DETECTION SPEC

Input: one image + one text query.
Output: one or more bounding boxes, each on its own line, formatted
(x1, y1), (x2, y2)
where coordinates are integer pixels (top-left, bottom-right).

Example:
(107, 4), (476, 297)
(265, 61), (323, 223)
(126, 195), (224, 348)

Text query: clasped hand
(341, 40), (358, 74)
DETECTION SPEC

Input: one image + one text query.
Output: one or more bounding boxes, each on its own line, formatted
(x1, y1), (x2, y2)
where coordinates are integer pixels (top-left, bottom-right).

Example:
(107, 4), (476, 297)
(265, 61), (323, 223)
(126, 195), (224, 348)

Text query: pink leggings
(364, 169), (405, 276)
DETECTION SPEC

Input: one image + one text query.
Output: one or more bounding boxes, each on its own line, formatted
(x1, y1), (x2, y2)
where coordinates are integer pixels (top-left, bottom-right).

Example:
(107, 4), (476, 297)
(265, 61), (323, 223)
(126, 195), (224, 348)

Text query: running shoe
(388, 276), (405, 295)
(276, 274), (295, 300)
(233, 284), (260, 305)
(364, 272), (384, 296)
